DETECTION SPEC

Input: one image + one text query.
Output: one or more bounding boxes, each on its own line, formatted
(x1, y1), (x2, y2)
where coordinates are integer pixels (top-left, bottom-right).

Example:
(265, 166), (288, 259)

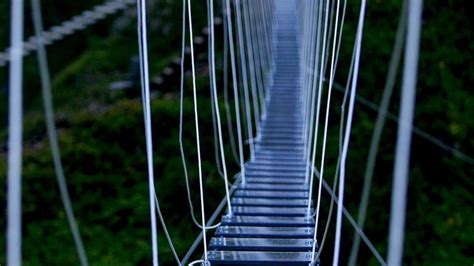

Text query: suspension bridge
(6, 0), (472, 265)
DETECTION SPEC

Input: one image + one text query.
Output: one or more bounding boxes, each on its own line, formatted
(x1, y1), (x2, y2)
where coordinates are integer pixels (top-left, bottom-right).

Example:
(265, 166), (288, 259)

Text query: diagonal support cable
(31, 0), (89, 265)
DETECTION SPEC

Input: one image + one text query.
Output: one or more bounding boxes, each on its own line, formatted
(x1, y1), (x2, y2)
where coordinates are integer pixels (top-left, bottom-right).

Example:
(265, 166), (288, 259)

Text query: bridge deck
(206, 1), (318, 265)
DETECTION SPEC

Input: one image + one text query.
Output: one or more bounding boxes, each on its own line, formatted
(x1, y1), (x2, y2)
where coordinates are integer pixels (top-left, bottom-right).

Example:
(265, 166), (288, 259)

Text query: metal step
(230, 206), (311, 217)
(231, 198), (311, 207)
(221, 215), (315, 227)
(245, 177), (306, 185)
(209, 237), (313, 252)
(207, 250), (315, 266)
(215, 226), (314, 239)
(234, 190), (308, 199)
(238, 183), (307, 191)
(243, 171), (306, 179)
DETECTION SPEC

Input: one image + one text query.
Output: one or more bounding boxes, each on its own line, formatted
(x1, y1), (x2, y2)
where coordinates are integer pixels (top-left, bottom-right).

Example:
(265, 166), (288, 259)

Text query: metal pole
(7, 0), (24, 265)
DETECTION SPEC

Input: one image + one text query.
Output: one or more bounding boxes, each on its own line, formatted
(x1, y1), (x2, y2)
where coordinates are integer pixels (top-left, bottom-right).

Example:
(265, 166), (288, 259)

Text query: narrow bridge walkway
(206, 1), (318, 265)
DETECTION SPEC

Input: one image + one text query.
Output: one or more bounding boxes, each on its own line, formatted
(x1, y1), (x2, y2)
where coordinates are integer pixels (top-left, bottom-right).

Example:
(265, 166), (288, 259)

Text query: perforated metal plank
(245, 169), (306, 176)
(263, 124), (303, 129)
(231, 198), (310, 207)
(262, 119), (303, 124)
(259, 136), (302, 141)
(235, 174), (306, 181)
(262, 124), (303, 129)
(255, 149), (304, 154)
(221, 215), (314, 227)
(244, 172), (306, 177)
(246, 165), (306, 172)
(259, 129), (303, 135)
(243, 174), (306, 180)
(262, 114), (301, 119)
(233, 190), (308, 199)
(246, 167), (306, 173)
(256, 141), (305, 147)
(209, 237), (313, 252)
(238, 184), (307, 191)
(215, 226), (314, 238)
(254, 153), (305, 159)
(249, 160), (306, 167)
(230, 206), (310, 217)
(257, 139), (303, 145)
(254, 149), (304, 154)
(207, 250), (313, 265)
(254, 155), (305, 161)
(253, 154), (303, 160)
(245, 177), (305, 185)
(244, 171), (306, 178)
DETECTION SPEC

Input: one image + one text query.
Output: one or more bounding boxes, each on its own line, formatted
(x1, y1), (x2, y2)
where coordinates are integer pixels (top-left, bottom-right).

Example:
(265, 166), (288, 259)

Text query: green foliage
(0, 0), (473, 265)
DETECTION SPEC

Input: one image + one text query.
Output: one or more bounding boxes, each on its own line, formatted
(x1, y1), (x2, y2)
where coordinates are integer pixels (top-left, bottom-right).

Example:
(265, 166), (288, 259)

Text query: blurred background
(0, 0), (472, 265)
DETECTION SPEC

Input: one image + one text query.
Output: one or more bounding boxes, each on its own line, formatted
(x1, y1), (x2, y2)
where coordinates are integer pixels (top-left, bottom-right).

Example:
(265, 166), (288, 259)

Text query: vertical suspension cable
(248, 0), (267, 118)
(186, 0), (209, 261)
(178, 0), (203, 229)
(208, 0), (233, 216)
(178, 0), (221, 231)
(300, 0), (311, 147)
(387, 1), (423, 265)
(31, 0), (89, 265)
(312, 0), (349, 261)
(306, 0), (330, 219)
(258, 0), (273, 99)
(222, 0), (240, 164)
(234, 0), (255, 160)
(304, 0), (323, 185)
(348, 2), (407, 265)
(332, 0), (367, 264)
(330, 0), (348, 78)
(323, 0), (336, 75)
(263, 0), (275, 102)
(136, 0), (159, 264)
(208, 0), (225, 179)
(310, 0), (343, 262)
(302, 0), (317, 160)
(7, 0), (24, 265)
(224, 0), (246, 184)
(241, 0), (261, 139)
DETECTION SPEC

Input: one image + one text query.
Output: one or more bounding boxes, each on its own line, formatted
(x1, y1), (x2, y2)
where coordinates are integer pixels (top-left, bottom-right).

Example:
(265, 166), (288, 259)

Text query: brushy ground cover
(0, 0), (472, 265)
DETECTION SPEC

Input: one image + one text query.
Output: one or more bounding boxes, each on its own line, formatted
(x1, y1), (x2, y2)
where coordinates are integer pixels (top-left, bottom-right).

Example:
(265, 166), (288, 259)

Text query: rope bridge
(6, 0), (458, 265)
(205, 2), (317, 264)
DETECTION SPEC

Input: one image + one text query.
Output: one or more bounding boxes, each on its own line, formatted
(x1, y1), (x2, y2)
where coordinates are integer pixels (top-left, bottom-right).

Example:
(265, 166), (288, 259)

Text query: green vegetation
(0, 0), (472, 265)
